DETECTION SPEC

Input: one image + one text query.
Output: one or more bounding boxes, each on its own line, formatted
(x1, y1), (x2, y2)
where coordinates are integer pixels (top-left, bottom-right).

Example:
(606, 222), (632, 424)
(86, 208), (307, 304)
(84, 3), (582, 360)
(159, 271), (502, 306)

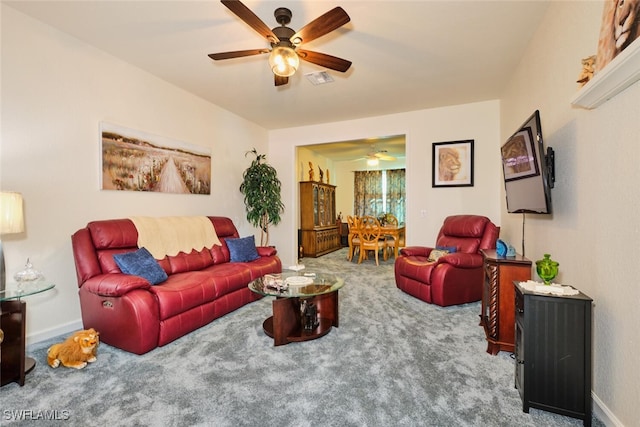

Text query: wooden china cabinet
(299, 181), (341, 257)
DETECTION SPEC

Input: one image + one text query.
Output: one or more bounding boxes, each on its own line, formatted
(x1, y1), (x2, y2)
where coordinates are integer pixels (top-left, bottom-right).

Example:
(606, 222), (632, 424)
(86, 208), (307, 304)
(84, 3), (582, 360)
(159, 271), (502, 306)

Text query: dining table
(381, 223), (406, 258)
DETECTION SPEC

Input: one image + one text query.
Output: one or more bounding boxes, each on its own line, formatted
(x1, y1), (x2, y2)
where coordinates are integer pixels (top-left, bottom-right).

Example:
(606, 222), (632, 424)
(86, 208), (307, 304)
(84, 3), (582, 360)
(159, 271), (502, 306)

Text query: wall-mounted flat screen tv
(501, 110), (554, 214)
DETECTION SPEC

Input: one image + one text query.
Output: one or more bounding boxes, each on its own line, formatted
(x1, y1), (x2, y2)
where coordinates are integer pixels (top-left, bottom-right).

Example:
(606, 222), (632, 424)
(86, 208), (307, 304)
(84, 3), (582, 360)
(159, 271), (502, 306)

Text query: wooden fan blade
(291, 7), (350, 45)
(221, 0), (279, 43)
(297, 49), (352, 72)
(376, 153), (397, 161)
(208, 49), (269, 60)
(274, 75), (289, 86)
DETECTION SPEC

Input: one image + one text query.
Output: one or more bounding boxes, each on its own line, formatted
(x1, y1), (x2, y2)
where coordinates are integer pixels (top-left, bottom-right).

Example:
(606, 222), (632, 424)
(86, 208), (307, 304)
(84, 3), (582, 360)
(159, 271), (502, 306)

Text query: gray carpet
(2, 248), (602, 426)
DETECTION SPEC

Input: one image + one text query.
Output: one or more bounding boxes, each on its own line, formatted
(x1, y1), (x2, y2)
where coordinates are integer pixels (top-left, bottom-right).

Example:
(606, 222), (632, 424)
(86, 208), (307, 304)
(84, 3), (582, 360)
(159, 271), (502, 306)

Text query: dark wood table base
(262, 291), (339, 346)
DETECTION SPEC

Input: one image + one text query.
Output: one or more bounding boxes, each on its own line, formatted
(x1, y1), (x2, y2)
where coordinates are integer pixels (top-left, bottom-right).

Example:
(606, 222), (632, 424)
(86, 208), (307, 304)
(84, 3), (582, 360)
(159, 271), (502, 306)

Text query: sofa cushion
(210, 244), (230, 264)
(149, 271), (219, 319)
(113, 247), (168, 285)
(151, 264), (253, 319)
(204, 263), (254, 299)
(167, 249), (214, 274)
(436, 236), (480, 254)
(440, 215), (489, 238)
(226, 236), (260, 262)
(88, 218), (139, 249)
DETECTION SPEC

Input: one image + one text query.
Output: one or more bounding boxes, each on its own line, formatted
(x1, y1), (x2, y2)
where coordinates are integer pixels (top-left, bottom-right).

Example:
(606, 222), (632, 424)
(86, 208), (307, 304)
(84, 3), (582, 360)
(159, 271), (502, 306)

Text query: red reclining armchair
(394, 215), (499, 307)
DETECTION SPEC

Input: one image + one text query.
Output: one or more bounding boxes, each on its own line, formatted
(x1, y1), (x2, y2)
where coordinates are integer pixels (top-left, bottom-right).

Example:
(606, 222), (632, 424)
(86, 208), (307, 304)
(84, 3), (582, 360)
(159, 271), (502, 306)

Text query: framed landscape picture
(432, 140), (474, 187)
(100, 122), (211, 194)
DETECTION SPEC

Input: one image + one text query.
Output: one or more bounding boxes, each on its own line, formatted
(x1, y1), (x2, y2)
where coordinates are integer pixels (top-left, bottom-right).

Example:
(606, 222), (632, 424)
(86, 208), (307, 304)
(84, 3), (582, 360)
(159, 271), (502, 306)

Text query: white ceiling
(6, 1), (550, 131)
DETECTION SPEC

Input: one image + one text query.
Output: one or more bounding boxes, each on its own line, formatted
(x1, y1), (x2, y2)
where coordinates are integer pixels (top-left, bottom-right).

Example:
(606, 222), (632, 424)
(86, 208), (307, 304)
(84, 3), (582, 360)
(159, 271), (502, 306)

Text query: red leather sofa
(394, 215), (499, 307)
(71, 216), (281, 354)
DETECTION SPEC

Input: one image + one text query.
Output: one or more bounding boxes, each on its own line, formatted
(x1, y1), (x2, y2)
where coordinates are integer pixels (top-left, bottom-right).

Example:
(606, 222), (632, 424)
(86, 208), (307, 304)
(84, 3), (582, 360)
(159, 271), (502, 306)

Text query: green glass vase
(535, 253), (559, 285)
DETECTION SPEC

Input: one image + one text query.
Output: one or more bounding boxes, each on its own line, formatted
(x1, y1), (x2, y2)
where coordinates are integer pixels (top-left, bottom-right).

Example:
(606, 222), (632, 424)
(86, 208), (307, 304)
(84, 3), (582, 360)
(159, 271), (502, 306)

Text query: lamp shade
(268, 46), (299, 77)
(0, 192), (25, 235)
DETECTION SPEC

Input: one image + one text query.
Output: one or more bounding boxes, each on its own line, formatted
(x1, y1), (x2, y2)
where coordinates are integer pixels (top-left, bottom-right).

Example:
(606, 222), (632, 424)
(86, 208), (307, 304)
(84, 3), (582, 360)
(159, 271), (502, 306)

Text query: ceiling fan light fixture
(269, 46), (299, 77)
(367, 157), (379, 166)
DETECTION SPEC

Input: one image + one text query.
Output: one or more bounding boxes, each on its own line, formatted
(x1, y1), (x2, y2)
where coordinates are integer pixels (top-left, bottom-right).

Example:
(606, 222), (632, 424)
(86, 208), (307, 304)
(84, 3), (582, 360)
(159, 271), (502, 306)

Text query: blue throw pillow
(113, 247), (168, 285)
(227, 235), (260, 263)
(436, 246), (457, 253)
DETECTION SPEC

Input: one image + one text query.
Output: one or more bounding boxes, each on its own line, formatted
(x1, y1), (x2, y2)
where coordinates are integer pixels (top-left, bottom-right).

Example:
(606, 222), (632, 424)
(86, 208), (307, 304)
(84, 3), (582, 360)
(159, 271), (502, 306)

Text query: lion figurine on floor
(47, 328), (99, 369)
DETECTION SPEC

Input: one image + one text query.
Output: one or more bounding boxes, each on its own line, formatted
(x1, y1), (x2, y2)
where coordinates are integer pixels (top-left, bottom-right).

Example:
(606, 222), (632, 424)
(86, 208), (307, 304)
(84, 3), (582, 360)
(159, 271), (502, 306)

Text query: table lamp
(1, 191), (25, 293)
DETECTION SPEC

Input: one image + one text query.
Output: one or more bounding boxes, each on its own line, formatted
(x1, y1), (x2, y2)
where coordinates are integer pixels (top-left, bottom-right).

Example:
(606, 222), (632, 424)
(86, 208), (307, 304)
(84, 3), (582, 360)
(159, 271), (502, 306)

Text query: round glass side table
(1, 281), (55, 387)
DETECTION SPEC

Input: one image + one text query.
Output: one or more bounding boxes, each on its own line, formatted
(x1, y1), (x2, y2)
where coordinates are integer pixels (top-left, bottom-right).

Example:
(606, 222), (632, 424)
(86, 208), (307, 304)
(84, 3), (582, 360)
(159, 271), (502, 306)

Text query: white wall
(268, 101), (502, 267)
(1, 6), (269, 342)
(500, 3), (639, 426)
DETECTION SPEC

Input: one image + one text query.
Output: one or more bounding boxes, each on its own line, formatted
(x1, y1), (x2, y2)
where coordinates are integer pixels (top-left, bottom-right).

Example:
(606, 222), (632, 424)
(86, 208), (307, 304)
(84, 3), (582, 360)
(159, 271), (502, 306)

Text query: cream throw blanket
(130, 216), (221, 259)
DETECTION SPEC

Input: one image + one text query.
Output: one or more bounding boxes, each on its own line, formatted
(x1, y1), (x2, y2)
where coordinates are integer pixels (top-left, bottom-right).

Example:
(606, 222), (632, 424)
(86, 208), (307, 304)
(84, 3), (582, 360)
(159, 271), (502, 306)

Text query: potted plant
(239, 148), (284, 246)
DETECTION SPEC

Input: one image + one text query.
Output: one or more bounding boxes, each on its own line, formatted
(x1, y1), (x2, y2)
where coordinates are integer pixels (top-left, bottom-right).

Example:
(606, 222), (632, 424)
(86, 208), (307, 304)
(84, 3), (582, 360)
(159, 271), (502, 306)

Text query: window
(354, 169), (405, 222)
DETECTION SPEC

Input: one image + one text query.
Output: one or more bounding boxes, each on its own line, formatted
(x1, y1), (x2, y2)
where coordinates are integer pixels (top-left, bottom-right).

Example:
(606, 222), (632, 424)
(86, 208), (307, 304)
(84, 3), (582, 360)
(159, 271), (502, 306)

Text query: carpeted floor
(1, 248), (602, 426)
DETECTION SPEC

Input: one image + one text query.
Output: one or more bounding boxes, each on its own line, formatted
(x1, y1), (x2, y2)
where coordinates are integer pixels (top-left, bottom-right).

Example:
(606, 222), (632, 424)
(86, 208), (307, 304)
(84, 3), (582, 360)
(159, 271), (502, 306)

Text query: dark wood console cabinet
(480, 249), (531, 355)
(1, 300), (28, 386)
(515, 282), (593, 426)
(299, 181), (341, 257)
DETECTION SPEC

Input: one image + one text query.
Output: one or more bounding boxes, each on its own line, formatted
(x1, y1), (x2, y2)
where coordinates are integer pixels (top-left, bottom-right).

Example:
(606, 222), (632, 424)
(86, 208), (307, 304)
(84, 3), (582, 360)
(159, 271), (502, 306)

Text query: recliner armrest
(436, 252), (483, 268)
(81, 273), (152, 297)
(399, 246), (433, 257)
(257, 246), (277, 257)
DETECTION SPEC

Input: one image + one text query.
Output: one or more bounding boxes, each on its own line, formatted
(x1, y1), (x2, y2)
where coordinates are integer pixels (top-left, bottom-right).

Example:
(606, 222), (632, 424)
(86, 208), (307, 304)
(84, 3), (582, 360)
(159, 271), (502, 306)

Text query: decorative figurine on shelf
(337, 212), (343, 223)
(318, 166), (324, 183)
(496, 239), (517, 258)
(496, 239), (508, 257)
(308, 162), (315, 181)
(576, 55), (596, 87)
(536, 253), (559, 285)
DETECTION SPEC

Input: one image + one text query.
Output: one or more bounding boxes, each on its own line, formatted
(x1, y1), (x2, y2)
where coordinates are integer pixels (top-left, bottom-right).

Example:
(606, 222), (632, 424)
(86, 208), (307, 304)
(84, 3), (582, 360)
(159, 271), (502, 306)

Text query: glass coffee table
(248, 272), (344, 346)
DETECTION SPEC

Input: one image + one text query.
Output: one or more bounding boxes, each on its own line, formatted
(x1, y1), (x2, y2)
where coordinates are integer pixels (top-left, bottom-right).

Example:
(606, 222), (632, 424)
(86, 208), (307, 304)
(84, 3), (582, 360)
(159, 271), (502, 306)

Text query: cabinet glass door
(312, 186), (318, 226)
(318, 186), (326, 226)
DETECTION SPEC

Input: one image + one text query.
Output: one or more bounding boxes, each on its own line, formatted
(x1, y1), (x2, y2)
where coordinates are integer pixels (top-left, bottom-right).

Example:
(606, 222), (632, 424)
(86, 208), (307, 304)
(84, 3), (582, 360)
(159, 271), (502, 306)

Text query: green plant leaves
(239, 149), (285, 246)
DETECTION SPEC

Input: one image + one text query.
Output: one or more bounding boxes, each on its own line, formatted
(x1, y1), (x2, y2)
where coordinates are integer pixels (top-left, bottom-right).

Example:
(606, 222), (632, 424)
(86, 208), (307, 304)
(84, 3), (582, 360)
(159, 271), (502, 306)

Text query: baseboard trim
(26, 319), (83, 347)
(593, 391), (624, 427)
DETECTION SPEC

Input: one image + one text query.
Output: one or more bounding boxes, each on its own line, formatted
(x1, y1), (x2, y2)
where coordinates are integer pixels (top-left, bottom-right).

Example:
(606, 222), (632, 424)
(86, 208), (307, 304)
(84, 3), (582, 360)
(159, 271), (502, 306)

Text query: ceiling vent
(305, 71), (334, 85)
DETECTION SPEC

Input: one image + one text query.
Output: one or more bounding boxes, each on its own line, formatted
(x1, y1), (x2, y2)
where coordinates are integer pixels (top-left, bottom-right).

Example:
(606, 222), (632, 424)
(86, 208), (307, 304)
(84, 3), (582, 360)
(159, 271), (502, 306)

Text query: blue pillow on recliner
(113, 247), (168, 285)
(226, 235), (260, 262)
(436, 246), (457, 253)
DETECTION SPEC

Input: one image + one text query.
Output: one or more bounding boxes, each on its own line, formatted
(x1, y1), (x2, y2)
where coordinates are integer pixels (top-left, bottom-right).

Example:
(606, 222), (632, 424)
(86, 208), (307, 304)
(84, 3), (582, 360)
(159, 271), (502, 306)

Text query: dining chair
(382, 213), (404, 257)
(346, 215), (360, 262)
(357, 216), (388, 266)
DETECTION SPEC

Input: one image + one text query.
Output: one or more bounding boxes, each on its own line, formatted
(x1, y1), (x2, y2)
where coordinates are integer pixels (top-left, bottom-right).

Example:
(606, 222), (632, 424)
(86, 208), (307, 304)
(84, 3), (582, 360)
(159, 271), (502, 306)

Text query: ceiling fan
(208, 0), (352, 86)
(357, 148), (397, 164)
